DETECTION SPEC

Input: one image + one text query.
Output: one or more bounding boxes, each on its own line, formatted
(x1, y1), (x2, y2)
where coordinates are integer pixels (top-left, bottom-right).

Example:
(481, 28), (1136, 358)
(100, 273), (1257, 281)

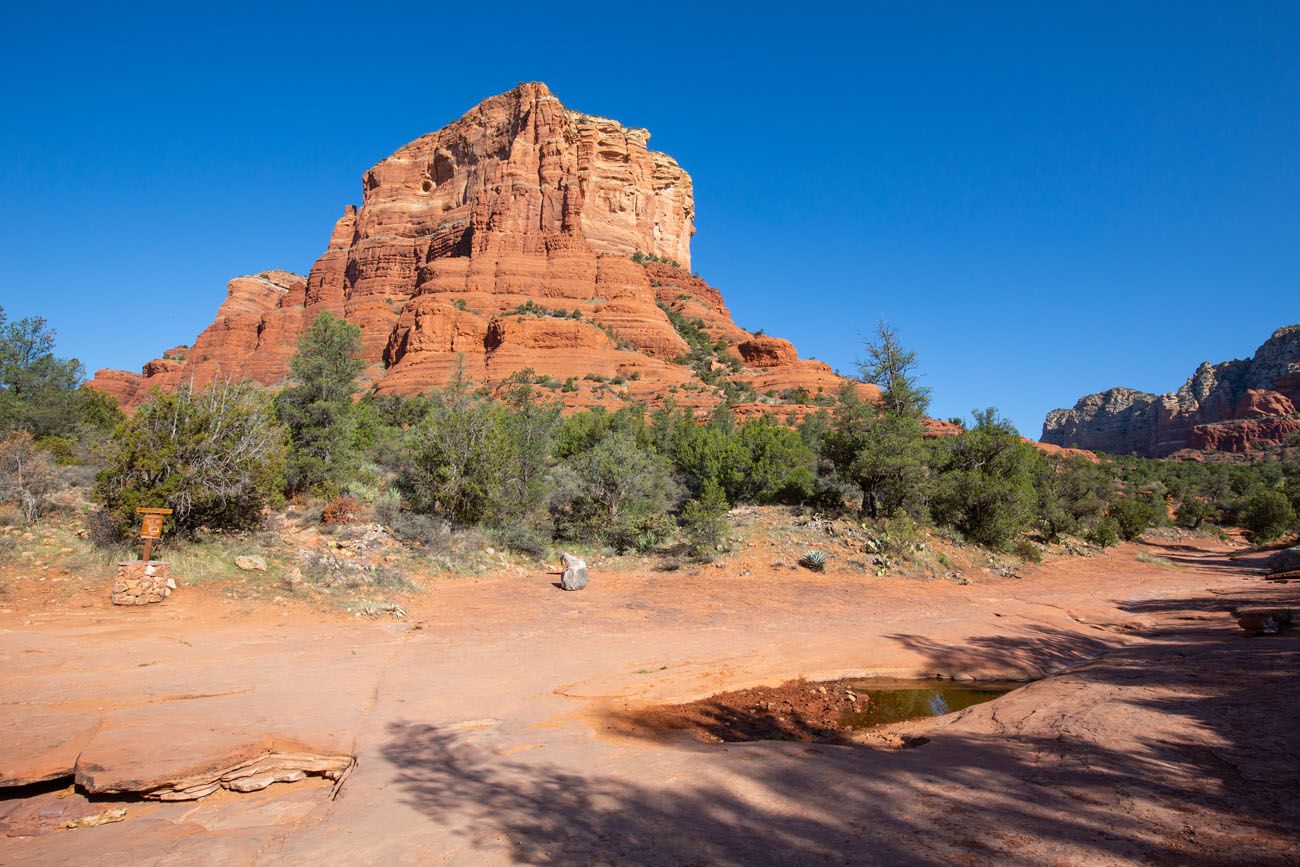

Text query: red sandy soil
(0, 534), (1296, 864)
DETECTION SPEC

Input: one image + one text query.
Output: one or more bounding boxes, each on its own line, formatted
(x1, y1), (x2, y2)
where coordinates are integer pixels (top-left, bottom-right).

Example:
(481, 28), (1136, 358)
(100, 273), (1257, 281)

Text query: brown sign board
(139, 513), (165, 539)
(135, 507), (174, 516)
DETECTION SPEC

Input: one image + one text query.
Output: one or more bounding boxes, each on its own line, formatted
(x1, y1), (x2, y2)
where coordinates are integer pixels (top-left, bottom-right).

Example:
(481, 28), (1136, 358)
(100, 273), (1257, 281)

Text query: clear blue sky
(3, 2), (1297, 436)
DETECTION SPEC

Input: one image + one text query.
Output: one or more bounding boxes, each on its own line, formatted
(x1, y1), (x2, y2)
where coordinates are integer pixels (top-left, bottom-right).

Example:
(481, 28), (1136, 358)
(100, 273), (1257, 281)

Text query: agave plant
(799, 550), (828, 572)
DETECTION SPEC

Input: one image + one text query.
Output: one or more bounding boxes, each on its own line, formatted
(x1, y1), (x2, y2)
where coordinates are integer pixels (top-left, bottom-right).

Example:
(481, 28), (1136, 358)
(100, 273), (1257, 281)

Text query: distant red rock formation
(1042, 325), (1300, 459)
(87, 83), (865, 418)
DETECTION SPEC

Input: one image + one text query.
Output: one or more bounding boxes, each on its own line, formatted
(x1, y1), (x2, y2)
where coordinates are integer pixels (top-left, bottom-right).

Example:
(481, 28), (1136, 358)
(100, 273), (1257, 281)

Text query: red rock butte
(89, 82), (876, 416)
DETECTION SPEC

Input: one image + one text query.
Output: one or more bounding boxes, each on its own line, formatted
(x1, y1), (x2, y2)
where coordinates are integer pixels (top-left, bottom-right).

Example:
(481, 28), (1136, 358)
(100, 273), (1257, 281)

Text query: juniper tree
(275, 313), (364, 494)
(94, 379), (286, 535)
(823, 384), (929, 520)
(931, 409), (1040, 548)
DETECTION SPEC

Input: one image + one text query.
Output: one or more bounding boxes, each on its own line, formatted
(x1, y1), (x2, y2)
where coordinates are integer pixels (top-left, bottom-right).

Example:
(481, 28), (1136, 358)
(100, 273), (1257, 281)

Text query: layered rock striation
(89, 83), (853, 415)
(1042, 325), (1300, 458)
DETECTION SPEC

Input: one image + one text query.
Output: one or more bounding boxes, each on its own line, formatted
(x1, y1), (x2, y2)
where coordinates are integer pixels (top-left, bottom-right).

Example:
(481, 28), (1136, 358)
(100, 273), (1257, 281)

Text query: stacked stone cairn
(111, 561), (176, 606)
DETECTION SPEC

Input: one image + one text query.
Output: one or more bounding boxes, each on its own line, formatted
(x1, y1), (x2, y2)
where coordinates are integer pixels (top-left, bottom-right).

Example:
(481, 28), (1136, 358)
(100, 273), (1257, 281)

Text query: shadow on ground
(380, 585), (1300, 865)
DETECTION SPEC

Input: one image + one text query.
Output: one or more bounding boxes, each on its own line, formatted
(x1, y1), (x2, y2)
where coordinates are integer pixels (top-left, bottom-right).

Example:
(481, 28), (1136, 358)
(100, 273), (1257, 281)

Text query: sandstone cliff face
(1042, 325), (1300, 458)
(87, 83), (855, 417)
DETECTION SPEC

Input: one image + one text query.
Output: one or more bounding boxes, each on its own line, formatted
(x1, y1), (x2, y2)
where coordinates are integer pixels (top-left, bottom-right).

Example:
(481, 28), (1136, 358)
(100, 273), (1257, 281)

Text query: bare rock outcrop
(87, 83), (858, 420)
(1042, 325), (1300, 457)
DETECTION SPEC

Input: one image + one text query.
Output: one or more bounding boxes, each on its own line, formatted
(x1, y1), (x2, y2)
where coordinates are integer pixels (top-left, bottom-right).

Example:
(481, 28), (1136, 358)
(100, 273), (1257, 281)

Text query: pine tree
(275, 313), (364, 493)
(859, 321), (931, 417)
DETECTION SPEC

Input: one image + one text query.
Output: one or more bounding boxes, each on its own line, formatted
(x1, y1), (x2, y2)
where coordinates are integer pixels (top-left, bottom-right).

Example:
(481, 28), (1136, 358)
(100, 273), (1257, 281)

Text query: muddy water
(839, 679), (1020, 729)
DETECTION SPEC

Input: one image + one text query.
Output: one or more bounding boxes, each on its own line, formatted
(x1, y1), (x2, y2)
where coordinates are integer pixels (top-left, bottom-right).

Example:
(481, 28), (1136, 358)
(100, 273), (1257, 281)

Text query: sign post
(135, 507), (172, 562)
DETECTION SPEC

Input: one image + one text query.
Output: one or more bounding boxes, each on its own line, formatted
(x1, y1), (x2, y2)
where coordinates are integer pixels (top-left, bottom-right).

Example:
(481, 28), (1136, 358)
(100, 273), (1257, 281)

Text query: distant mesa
(88, 82), (878, 417)
(1042, 324), (1300, 459)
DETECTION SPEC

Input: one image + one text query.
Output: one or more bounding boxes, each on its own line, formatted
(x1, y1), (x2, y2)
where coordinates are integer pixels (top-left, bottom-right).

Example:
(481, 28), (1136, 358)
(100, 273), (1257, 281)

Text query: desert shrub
(671, 420), (748, 498)
(494, 379), (563, 528)
(1034, 455), (1114, 540)
(1013, 538), (1043, 563)
(1084, 517), (1120, 549)
(610, 511), (678, 554)
(0, 430), (58, 524)
(1174, 496), (1214, 529)
(301, 550), (413, 591)
(549, 431), (679, 544)
(877, 510), (924, 561)
(400, 376), (510, 525)
(1240, 489), (1296, 545)
(94, 380), (286, 536)
(275, 313), (365, 494)
(489, 523), (549, 559)
(1107, 495), (1156, 542)
(554, 404), (650, 459)
(388, 511), (454, 552)
(930, 410), (1039, 549)
(732, 418), (815, 503)
(322, 495), (365, 526)
(35, 435), (77, 466)
(681, 479), (730, 560)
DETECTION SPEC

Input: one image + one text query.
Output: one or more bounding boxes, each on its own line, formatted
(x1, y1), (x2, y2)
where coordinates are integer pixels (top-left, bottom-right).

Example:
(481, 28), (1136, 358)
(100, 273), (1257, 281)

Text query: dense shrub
(930, 410), (1039, 549)
(1106, 495), (1157, 542)
(549, 431), (680, 545)
(733, 418), (815, 503)
(681, 479), (731, 559)
(1034, 455), (1114, 540)
(400, 376), (511, 525)
(94, 380), (287, 536)
(1240, 489), (1296, 545)
(1084, 517), (1120, 549)
(1174, 495), (1214, 529)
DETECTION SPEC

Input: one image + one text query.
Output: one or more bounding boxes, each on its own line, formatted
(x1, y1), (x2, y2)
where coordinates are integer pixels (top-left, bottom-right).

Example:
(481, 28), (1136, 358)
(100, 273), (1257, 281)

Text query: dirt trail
(1, 537), (1296, 864)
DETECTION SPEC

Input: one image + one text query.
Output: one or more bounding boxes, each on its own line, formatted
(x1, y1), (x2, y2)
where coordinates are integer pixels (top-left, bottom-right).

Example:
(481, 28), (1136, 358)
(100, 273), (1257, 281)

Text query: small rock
(235, 555), (267, 572)
(64, 808), (127, 830)
(165, 578), (177, 590)
(1266, 547), (1300, 575)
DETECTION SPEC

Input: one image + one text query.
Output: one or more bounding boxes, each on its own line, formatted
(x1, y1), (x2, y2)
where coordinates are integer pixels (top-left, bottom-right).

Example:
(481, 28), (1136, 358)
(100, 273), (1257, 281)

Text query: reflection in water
(840, 679), (1019, 729)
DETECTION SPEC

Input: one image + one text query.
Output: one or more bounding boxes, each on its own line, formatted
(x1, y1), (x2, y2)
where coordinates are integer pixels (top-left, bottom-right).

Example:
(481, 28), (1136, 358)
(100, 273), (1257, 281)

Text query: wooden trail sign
(135, 507), (173, 561)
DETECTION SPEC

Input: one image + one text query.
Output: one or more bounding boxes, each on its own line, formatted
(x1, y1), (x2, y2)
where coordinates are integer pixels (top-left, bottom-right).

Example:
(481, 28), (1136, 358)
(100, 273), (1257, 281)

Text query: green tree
(0, 307), (120, 440)
(549, 430), (680, 545)
(681, 479), (731, 559)
(1084, 517), (1120, 549)
(1106, 495), (1156, 542)
(823, 385), (929, 519)
(672, 421), (748, 498)
(858, 321), (931, 417)
(931, 409), (1039, 548)
(1174, 495), (1214, 530)
(733, 417), (816, 503)
(1240, 489), (1296, 545)
(401, 373), (510, 526)
(1034, 455), (1113, 540)
(496, 375), (563, 527)
(274, 313), (364, 493)
(94, 380), (286, 535)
